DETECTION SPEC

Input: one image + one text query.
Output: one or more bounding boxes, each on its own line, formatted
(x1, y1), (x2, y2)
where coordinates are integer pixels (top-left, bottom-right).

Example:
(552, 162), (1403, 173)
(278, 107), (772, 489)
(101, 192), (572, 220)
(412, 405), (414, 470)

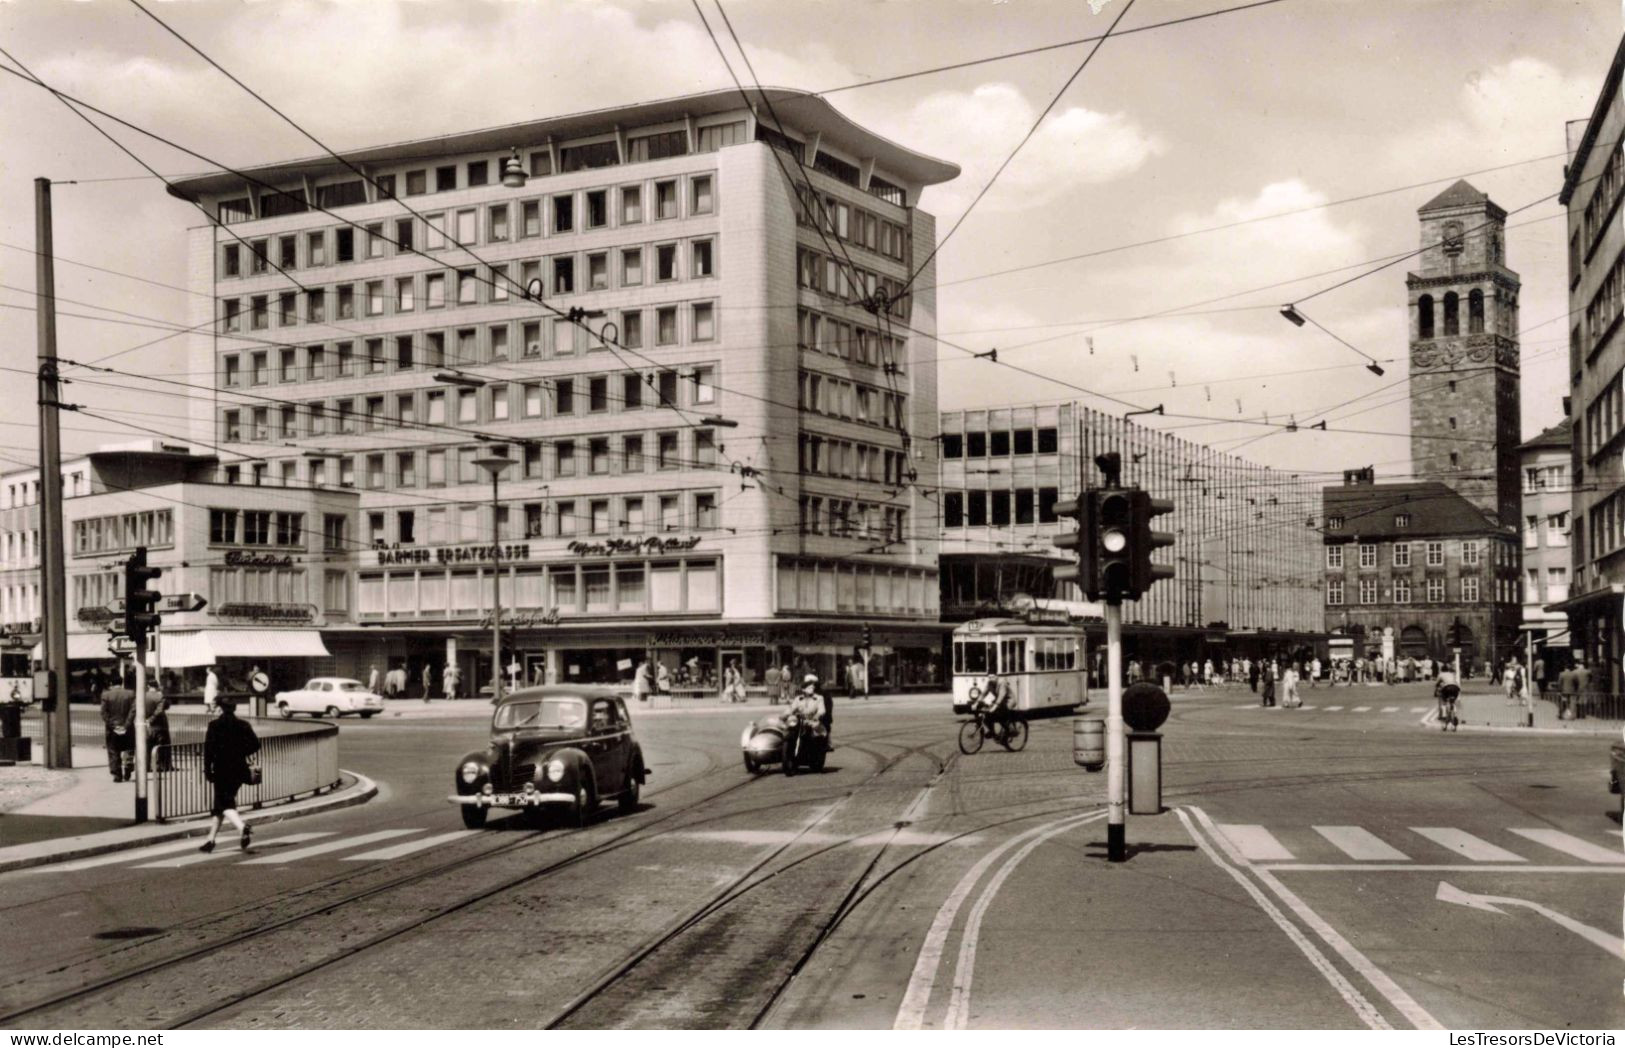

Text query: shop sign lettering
(376, 543), (532, 566)
(648, 631), (770, 647)
(567, 536), (703, 558)
(479, 607), (562, 630)
(216, 602), (315, 623)
(224, 550), (297, 568)
(76, 606), (117, 624)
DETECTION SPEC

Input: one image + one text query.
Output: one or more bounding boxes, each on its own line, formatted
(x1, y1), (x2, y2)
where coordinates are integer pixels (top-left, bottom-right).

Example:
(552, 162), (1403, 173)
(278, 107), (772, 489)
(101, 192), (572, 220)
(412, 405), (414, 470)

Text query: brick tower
(1406, 180), (1521, 528)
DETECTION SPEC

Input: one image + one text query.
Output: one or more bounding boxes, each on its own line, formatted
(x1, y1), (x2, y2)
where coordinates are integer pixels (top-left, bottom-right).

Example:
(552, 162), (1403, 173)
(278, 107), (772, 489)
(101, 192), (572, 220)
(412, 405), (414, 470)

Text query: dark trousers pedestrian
(104, 728), (133, 781)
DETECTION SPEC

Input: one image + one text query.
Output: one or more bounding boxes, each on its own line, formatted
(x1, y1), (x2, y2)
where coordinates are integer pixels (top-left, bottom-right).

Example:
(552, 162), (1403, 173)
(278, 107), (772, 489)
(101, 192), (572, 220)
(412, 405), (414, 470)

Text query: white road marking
(1263, 863), (1625, 874)
(1351, 706), (1372, 713)
(1233, 703), (1256, 709)
(1380, 707), (1400, 713)
(944, 815), (1094, 1030)
(1324, 705), (1344, 711)
(238, 829), (420, 865)
(133, 832), (332, 868)
(894, 810), (1105, 1030)
(1410, 707), (1429, 713)
(1411, 828), (1525, 863)
(1189, 806), (1440, 1030)
(1437, 881), (1625, 956)
(1216, 824), (1294, 861)
(342, 830), (480, 861)
(1177, 808), (1393, 1030)
(1313, 826), (1411, 861)
(33, 836), (208, 872)
(1507, 828), (1625, 865)
(1300, 705), (1317, 710)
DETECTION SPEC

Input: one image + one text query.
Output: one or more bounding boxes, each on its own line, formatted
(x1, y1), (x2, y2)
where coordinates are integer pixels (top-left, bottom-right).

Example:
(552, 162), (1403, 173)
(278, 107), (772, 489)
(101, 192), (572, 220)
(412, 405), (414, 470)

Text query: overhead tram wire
(895, 0), (1137, 304)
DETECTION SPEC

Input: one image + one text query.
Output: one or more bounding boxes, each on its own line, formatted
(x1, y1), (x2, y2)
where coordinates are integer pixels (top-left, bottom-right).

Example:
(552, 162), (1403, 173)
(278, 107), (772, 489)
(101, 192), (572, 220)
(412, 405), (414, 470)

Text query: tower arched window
(1443, 292), (1460, 336)
(1468, 289), (1485, 334)
(1418, 294), (1434, 339)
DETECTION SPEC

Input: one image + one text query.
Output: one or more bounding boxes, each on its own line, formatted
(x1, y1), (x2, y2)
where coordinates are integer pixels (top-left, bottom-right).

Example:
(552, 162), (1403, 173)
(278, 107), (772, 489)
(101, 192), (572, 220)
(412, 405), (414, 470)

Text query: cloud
(906, 83), (1162, 215)
(1386, 56), (1595, 169)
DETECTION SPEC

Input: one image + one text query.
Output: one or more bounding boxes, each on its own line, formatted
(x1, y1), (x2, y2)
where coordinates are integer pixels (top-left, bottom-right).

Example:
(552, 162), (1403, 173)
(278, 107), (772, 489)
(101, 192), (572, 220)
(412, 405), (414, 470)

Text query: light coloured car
(275, 677), (384, 719)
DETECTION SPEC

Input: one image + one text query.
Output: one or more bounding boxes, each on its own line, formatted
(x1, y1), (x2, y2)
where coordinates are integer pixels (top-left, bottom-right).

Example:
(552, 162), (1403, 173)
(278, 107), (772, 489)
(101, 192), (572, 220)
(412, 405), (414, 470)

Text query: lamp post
(475, 452), (513, 705)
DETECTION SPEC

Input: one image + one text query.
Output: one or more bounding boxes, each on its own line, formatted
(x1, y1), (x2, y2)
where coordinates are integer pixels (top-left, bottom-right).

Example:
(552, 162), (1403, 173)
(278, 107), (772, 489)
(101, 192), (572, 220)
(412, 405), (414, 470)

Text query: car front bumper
(449, 791), (575, 808)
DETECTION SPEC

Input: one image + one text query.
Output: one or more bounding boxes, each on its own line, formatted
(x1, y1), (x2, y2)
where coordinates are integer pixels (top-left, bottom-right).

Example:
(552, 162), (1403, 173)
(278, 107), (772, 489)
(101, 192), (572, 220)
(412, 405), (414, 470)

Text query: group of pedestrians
(97, 662), (260, 853)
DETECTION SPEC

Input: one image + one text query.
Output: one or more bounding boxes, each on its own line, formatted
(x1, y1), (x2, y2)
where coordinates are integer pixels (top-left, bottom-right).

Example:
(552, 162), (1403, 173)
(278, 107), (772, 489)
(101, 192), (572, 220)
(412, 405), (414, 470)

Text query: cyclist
(1434, 669), (1461, 732)
(975, 673), (1014, 745)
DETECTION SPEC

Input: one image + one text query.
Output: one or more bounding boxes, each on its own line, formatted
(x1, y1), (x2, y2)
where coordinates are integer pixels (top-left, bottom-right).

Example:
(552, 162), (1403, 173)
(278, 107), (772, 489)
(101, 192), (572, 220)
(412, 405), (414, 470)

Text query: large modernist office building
(157, 88), (956, 694)
(937, 401), (1325, 664)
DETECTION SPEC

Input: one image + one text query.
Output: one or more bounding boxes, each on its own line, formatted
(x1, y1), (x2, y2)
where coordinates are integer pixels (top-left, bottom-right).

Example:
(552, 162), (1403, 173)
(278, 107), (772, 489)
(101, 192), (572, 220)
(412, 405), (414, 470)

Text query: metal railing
(152, 720), (339, 822)
(1547, 692), (1625, 724)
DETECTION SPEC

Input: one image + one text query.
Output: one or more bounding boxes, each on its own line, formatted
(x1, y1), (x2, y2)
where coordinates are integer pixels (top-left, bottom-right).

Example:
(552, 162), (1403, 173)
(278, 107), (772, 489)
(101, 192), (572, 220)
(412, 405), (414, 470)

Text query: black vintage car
(449, 686), (648, 829)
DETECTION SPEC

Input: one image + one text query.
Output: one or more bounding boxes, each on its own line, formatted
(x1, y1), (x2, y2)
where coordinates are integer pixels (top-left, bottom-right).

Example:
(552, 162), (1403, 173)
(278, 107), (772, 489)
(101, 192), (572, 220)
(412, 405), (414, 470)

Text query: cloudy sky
(0, 0), (1615, 483)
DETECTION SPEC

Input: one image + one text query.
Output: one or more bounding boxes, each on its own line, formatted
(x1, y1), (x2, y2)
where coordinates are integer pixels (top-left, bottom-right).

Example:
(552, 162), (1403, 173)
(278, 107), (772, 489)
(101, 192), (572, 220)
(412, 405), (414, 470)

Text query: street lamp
(475, 451), (513, 704)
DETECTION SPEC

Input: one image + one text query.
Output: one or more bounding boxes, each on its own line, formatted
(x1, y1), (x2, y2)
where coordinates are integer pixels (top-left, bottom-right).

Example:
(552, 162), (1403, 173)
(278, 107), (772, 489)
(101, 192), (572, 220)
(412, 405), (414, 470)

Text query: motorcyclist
(786, 674), (828, 767)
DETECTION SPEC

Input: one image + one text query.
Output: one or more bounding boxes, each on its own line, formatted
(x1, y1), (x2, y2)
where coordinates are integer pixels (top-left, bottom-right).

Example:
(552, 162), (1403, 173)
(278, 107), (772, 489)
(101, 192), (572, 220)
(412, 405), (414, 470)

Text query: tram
(950, 617), (1088, 715)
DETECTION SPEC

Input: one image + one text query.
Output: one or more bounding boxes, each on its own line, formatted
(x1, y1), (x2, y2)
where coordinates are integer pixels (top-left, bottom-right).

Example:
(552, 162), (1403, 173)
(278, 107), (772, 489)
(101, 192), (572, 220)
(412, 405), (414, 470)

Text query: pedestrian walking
(147, 692), (173, 773)
(656, 660), (672, 697)
(633, 655), (653, 703)
(1261, 663), (1276, 707)
(1503, 658), (1520, 706)
(1282, 664), (1302, 708)
(1248, 659), (1259, 694)
(367, 664), (380, 695)
(723, 659), (745, 703)
(847, 655), (868, 701)
(199, 696), (260, 853)
(1309, 657), (1321, 688)
(1574, 658), (1592, 720)
(100, 670), (135, 782)
(203, 664), (220, 715)
(443, 663), (460, 702)
(1532, 656), (1547, 699)
(422, 662), (434, 703)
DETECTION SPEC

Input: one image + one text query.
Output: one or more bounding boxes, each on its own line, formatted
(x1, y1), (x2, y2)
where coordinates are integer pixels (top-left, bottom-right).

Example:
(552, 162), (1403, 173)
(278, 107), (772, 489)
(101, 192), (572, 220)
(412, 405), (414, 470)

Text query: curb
(0, 770), (378, 874)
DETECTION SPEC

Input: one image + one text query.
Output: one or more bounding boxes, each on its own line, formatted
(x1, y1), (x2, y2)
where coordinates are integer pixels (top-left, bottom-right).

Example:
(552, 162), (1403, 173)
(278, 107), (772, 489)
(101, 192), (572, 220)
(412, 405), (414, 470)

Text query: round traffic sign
(250, 671), (270, 693)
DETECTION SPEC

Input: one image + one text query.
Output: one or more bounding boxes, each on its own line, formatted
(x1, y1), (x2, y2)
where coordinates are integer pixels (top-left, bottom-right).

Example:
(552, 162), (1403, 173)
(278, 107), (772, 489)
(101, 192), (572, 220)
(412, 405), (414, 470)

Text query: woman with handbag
(199, 695), (260, 853)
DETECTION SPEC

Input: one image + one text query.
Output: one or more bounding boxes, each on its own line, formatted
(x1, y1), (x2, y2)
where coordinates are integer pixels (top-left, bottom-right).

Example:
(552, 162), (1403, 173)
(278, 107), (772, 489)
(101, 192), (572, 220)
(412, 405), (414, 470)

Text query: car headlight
(546, 759), (566, 782)
(459, 761), (482, 785)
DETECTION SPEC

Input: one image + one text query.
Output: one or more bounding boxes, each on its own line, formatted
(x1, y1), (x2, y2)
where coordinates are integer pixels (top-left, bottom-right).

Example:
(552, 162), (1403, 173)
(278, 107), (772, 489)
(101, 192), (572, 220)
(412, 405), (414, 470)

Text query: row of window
(797, 435), (911, 487)
(1415, 290), (1504, 339)
(798, 370), (909, 433)
(796, 309), (908, 374)
(5, 470), (88, 509)
(796, 247), (910, 320)
(1522, 513), (1571, 549)
(1524, 566), (1571, 603)
(1583, 142), (1625, 254)
(1326, 540), (1481, 570)
(795, 496), (908, 542)
(208, 509), (308, 548)
(356, 557), (721, 619)
(792, 183), (910, 263)
(222, 367), (716, 442)
(207, 566), (308, 606)
(71, 510), (175, 557)
(219, 136), (735, 224)
(1584, 247), (1625, 357)
(1583, 369), (1622, 461)
(366, 489), (723, 547)
(1587, 487), (1625, 562)
(219, 239), (717, 331)
(1, 584), (38, 627)
(70, 572), (118, 619)
(1, 529), (39, 569)
(1326, 577), (1495, 605)
(774, 558), (937, 617)
(940, 428), (1061, 459)
(1525, 463), (1569, 489)
(942, 488), (1061, 528)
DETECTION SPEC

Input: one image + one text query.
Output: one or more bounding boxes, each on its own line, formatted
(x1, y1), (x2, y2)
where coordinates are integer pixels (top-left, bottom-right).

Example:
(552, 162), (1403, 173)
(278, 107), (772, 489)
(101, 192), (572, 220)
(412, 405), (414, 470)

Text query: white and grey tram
(951, 618), (1089, 715)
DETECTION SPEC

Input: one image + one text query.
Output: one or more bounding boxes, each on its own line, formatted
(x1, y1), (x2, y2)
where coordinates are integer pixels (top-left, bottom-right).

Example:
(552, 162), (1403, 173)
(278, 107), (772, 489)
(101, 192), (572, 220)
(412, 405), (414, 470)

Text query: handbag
(246, 758), (262, 786)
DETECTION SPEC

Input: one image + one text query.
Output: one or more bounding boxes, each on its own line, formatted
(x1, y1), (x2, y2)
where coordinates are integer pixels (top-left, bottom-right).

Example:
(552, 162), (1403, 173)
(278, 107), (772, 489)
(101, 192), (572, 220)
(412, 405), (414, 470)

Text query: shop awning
(148, 629), (331, 668)
(32, 633), (122, 662)
(1544, 584), (1625, 615)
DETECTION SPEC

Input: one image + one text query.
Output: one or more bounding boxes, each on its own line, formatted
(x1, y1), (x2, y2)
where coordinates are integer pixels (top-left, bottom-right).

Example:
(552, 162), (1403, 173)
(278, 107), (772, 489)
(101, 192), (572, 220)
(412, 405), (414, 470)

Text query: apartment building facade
(1520, 419), (1572, 660)
(937, 401), (1324, 665)
(168, 89), (956, 693)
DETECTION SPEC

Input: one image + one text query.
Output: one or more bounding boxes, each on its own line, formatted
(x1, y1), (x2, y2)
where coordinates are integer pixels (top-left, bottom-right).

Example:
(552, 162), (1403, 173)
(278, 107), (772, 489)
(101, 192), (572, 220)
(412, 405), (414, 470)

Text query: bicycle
(958, 706), (1029, 754)
(1435, 683), (1460, 732)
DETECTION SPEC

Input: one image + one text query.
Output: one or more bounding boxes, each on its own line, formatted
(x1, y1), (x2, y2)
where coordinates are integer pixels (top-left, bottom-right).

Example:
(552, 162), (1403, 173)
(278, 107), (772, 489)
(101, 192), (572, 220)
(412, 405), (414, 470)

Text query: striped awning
(31, 633), (121, 662)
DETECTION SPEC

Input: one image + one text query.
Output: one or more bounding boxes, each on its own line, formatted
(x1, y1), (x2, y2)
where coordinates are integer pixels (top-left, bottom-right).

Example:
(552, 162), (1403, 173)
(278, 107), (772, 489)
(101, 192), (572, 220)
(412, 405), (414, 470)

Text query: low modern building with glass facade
(165, 88), (957, 695)
(937, 401), (1324, 667)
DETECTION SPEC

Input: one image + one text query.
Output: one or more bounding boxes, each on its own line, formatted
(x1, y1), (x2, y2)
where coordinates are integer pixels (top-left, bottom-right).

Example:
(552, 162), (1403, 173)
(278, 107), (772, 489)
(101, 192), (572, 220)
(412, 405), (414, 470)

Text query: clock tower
(1406, 180), (1521, 528)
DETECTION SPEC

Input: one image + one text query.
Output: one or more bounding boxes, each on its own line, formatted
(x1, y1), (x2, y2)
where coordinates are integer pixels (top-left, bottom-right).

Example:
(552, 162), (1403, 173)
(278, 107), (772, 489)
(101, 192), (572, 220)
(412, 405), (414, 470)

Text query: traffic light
(123, 546), (162, 647)
(1447, 617), (1463, 648)
(1095, 489), (1136, 601)
(861, 623), (872, 649)
(1131, 492), (1177, 596)
(1051, 494), (1093, 594)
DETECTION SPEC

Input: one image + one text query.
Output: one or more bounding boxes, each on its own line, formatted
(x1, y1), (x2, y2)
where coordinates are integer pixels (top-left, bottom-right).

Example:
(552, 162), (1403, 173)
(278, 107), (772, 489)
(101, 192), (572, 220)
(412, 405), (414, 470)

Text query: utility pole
(35, 177), (71, 769)
(1104, 600), (1126, 861)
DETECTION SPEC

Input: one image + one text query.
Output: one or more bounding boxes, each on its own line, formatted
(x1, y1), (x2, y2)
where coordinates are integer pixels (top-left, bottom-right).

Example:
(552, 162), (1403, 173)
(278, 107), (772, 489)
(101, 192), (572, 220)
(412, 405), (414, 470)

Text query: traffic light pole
(133, 635), (148, 823)
(1105, 601), (1126, 862)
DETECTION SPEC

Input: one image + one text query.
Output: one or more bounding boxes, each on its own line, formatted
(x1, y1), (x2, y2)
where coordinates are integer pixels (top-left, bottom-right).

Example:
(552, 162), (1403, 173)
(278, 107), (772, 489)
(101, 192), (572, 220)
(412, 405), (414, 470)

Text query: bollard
(1073, 717), (1105, 771)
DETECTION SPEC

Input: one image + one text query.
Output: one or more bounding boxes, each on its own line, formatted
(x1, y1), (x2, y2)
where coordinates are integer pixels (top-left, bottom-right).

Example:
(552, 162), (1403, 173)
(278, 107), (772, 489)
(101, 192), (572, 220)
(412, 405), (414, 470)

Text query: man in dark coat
(100, 671), (136, 782)
(199, 696), (260, 852)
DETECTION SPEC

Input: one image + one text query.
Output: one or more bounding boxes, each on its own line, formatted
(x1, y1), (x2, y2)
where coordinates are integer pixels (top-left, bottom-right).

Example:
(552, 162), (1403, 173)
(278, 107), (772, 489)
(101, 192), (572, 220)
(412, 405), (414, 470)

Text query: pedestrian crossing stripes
(239, 829), (419, 865)
(1351, 706), (1372, 713)
(342, 830), (481, 861)
(1214, 823), (1623, 867)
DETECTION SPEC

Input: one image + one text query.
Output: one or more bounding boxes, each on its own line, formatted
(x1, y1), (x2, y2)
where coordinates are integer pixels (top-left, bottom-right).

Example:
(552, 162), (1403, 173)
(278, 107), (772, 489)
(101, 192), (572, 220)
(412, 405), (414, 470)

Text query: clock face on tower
(1442, 220), (1464, 255)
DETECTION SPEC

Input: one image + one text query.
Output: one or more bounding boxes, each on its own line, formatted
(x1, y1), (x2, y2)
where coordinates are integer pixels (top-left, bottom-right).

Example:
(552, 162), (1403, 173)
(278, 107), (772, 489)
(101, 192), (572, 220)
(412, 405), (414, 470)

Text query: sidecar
(740, 715), (826, 774)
